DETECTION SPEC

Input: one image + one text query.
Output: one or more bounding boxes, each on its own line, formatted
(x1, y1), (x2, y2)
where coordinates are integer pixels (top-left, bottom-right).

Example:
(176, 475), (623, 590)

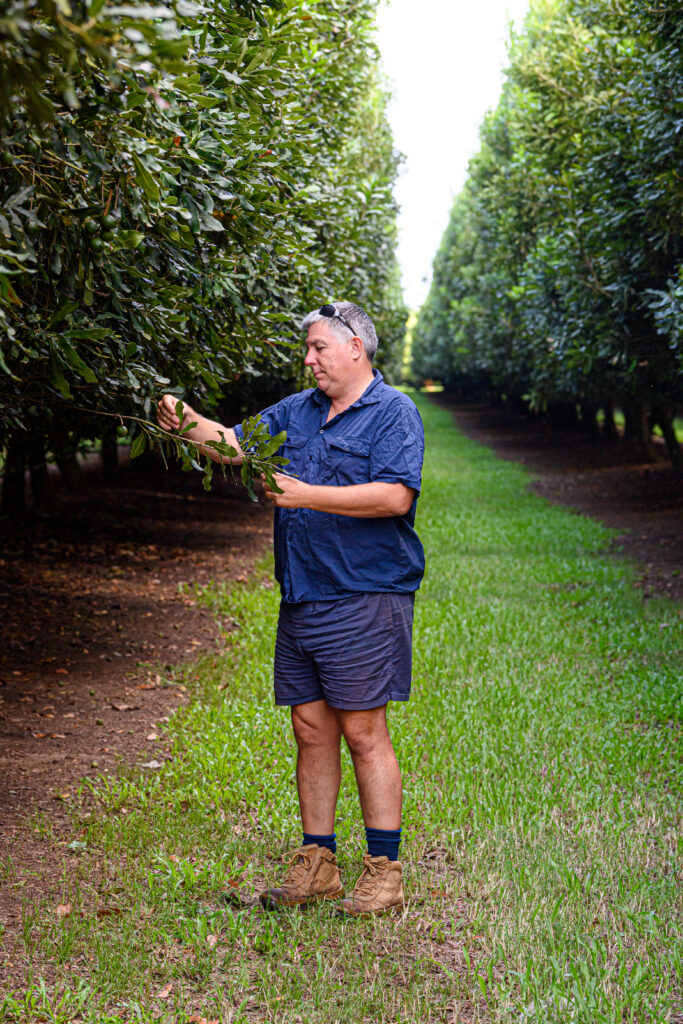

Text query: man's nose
(304, 350), (315, 366)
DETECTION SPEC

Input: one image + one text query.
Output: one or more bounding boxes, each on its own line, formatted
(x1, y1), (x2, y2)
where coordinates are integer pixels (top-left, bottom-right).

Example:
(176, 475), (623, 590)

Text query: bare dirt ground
(1, 404), (681, 992)
(0, 453), (273, 978)
(439, 398), (683, 602)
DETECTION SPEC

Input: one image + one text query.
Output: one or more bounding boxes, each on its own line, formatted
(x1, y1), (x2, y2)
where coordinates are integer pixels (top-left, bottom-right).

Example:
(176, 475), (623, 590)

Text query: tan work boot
(340, 853), (404, 917)
(260, 845), (344, 909)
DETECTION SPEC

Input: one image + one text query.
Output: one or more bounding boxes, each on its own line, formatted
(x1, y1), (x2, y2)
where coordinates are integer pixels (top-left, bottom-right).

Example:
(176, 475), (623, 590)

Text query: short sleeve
(232, 394), (293, 445)
(370, 397), (424, 493)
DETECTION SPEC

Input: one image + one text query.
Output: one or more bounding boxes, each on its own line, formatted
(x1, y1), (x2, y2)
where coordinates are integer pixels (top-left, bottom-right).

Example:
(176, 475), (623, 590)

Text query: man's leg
(337, 705), (401, 829)
(337, 704), (405, 917)
(259, 699), (343, 909)
(291, 699), (342, 835)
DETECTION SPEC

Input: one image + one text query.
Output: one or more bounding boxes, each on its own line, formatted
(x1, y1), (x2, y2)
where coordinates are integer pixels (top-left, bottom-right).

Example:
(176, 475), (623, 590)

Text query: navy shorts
(274, 592), (415, 710)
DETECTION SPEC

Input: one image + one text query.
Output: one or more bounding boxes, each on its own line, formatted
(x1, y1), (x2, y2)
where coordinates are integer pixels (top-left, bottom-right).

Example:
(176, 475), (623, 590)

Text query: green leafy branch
(68, 401), (290, 500)
(128, 401), (289, 500)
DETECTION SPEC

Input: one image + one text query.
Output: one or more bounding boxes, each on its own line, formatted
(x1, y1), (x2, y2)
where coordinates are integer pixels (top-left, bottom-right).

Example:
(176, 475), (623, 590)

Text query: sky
(375, 0), (531, 310)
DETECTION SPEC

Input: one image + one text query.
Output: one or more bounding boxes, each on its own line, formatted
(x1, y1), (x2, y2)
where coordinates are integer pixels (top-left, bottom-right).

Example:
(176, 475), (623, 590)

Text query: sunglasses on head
(319, 304), (356, 336)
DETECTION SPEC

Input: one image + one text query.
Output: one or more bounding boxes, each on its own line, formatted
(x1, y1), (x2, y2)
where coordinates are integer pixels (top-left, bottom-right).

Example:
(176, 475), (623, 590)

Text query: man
(157, 302), (425, 916)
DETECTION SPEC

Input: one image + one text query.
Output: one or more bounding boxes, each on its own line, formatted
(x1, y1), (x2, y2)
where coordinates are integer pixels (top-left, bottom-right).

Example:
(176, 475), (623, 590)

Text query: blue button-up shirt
(234, 370), (425, 603)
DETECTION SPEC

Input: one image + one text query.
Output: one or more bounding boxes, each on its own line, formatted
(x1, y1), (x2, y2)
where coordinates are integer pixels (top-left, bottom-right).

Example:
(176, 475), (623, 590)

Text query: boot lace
(353, 855), (382, 899)
(281, 847), (315, 887)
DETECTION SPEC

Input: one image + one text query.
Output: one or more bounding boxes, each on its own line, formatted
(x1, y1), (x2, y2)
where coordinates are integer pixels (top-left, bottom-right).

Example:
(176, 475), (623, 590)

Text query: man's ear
(350, 335), (364, 359)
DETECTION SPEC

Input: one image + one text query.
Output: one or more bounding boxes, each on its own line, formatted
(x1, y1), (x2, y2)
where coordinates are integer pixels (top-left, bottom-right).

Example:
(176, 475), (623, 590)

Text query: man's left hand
(263, 473), (310, 508)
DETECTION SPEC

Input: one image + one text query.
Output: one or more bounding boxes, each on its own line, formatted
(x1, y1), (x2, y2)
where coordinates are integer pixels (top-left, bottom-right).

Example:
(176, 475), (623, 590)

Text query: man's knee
(340, 708), (389, 759)
(291, 702), (338, 749)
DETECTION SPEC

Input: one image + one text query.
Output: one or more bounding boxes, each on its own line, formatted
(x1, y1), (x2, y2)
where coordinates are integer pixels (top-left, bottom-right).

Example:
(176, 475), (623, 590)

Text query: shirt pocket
(279, 434), (309, 477)
(324, 435), (371, 485)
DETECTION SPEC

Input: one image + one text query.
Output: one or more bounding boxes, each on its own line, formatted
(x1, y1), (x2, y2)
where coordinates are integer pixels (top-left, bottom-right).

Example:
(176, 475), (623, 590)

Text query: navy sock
(302, 832), (336, 854)
(365, 827), (402, 861)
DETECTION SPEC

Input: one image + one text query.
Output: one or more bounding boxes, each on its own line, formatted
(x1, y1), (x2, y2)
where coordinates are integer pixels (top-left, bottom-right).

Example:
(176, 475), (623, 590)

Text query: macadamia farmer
(157, 302), (425, 917)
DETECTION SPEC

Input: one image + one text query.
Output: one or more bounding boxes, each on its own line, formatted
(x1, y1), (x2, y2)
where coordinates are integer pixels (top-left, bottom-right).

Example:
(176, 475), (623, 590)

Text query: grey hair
(301, 302), (378, 362)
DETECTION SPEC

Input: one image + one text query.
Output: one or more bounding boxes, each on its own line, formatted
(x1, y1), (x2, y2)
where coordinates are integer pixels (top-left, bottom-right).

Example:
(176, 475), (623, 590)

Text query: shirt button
(319, 429), (323, 434)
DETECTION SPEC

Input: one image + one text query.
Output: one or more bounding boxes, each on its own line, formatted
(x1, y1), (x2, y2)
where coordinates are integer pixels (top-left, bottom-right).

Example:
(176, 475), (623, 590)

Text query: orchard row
(413, 0), (682, 464)
(0, 0), (407, 514)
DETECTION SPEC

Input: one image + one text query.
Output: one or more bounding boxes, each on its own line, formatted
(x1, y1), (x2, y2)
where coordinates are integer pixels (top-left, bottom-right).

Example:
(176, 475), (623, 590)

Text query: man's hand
(155, 394), (242, 463)
(157, 394), (189, 432)
(263, 473), (310, 508)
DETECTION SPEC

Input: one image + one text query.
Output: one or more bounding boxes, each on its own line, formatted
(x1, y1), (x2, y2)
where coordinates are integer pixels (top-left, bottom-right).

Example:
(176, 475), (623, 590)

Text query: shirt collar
(311, 368), (383, 408)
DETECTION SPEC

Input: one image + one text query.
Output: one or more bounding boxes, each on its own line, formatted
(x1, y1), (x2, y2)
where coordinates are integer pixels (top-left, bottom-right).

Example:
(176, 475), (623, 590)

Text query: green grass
(599, 408), (683, 444)
(1, 394), (681, 1023)
(652, 416), (683, 442)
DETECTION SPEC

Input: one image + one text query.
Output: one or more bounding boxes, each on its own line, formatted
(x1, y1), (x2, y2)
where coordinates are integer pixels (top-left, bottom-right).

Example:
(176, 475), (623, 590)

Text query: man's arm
(263, 474), (414, 518)
(156, 395), (243, 464)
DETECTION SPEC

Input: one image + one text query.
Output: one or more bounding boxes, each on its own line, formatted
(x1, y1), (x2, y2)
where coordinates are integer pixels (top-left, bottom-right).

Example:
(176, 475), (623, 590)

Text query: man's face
(304, 321), (357, 396)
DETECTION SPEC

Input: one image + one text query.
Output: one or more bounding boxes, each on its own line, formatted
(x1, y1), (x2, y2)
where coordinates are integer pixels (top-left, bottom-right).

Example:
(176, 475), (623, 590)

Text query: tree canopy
(412, 0), (682, 464)
(0, 0), (407, 512)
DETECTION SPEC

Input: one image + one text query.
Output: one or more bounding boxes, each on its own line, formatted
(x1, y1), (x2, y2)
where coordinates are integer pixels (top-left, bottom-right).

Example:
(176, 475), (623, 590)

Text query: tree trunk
(101, 424), (119, 481)
(1, 438), (27, 519)
(56, 452), (85, 491)
(652, 404), (681, 468)
(547, 401), (579, 430)
(622, 400), (656, 460)
(601, 399), (618, 444)
(504, 393), (528, 414)
(28, 434), (51, 507)
(580, 401), (599, 443)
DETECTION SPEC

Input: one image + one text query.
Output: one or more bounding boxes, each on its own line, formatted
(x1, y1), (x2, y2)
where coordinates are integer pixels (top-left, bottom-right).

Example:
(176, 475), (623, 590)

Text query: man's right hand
(155, 394), (242, 464)
(157, 394), (188, 432)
